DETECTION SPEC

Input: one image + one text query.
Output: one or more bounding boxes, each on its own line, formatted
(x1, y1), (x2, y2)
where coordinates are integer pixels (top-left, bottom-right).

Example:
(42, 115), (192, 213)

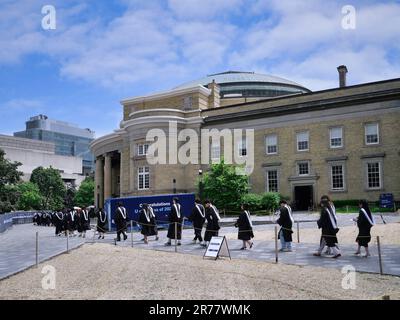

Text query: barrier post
(35, 231), (39, 268)
(377, 236), (383, 275)
(174, 222), (177, 253)
(130, 220), (133, 248)
(274, 226), (278, 263)
(66, 230), (69, 253)
(297, 221), (300, 243)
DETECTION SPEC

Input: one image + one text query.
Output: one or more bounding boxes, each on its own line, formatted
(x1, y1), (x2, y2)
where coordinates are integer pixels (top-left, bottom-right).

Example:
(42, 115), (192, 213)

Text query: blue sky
(1, 0), (399, 137)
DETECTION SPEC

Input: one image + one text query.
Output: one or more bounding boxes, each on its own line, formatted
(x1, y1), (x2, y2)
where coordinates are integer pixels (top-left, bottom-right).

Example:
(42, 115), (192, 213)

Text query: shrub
(241, 193), (263, 210)
(261, 192), (280, 212)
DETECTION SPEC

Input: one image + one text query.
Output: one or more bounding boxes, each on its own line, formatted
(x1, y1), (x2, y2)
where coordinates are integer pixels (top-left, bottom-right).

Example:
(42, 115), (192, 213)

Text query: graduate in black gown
(96, 208), (107, 239)
(276, 200), (293, 252)
(115, 202), (128, 241)
(165, 197), (183, 246)
(189, 199), (205, 245)
(80, 208), (90, 238)
(204, 200), (221, 247)
(354, 200), (375, 257)
(314, 197), (341, 258)
(54, 210), (64, 236)
(147, 204), (159, 240)
(139, 203), (151, 244)
(235, 203), (254, 250)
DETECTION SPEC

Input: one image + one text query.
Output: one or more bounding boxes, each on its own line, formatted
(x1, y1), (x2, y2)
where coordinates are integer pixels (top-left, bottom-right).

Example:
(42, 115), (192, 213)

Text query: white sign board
(203, 236), (231, 260)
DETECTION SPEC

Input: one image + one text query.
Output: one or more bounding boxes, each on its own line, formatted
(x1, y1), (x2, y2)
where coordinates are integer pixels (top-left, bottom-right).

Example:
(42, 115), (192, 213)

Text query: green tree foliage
(74, 177), (94, 208)
(16, 182), (42, 210)
(64, 185), (76, 209)
(30, 166), (66, 210)
(198, 160), (249, 210)
(0, 148), (23, 213)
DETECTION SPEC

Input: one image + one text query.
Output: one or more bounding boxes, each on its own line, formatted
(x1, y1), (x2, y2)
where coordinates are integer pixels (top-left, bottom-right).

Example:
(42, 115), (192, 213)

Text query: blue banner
(105, 193), (195, 231)
(380, 193), (394, 208)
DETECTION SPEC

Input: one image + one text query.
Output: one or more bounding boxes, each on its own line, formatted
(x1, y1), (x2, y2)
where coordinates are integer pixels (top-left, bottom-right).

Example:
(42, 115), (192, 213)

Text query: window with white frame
(298, 162), (309, 176)
(138, 166), (150, 190)
(211, 142), (220, 161)
(331, 164), (344, 190)
(297, 131), (309, 151)
(330, 127), (343, 148)
(266, 134), (278, 154)
(367, 162), (381, 189)
(365, 123), (379, 145)
(238, 138), (247, 157)
(137, 143), (149, 156)
(266, 170), (279, 192)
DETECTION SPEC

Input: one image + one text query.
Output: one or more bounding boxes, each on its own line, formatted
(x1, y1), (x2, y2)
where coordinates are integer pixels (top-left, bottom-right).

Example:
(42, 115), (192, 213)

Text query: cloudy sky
(1, 0), (399, 137)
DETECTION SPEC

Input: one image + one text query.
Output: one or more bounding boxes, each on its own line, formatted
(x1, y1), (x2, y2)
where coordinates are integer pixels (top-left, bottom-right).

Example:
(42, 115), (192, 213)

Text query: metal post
(274, 226), (278, 263)
(174, 222), (178, 252)
(377, 236), (383, 275)
(130, 220), (133, 248)
(66, 230), (69, 253)
(297, 221), (300, 243)
(35, 231), (39, 268)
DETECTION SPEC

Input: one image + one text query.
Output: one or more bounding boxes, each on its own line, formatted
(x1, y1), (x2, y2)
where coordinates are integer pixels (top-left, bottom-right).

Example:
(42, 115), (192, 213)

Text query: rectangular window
(137, 144), (149, 156)
(331, 165), (344, 190)
(211, 142), (220, 161)
(298, 162), (309, 176)
(365, 123), (379, 145)
(138, 166), (150, 190)
(297, 131), (309, 151)
(266, 134), (278, 154)
(267, 170), (279, 192)
(367, 162), (381, 189)
(330, 127), (343, 148)
(239, 138), (247, 157)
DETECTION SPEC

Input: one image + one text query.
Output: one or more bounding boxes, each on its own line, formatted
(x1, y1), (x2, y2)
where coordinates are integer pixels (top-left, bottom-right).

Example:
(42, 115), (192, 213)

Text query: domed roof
(175, 71), (309, 91)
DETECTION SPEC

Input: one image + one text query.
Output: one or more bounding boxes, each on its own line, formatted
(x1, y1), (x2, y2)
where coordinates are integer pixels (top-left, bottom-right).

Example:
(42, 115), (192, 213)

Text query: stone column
(104, 153), (112, 200)
(95, 156), (104, 208)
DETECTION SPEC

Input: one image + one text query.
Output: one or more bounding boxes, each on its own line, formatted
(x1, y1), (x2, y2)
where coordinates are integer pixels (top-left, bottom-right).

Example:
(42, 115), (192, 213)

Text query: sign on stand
(203, 236), (231, 260)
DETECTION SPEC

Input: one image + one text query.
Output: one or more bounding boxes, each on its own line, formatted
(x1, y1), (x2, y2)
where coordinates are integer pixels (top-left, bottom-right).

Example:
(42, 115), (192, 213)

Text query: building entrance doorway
(294, 185), (313, 211)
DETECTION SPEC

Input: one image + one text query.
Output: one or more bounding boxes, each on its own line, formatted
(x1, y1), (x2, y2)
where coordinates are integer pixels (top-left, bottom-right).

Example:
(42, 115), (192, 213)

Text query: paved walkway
(1, 213), (399, 280)
(0, 224), (84, 279)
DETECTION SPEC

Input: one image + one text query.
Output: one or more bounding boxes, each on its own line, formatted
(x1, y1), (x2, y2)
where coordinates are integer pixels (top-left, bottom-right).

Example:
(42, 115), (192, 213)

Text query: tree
(0, 148), (23, 213)
(16, 182), (43, 210)
(30, 166), (66, 210)
(198, 160), (249, 210)
(74, 177), (94, 208)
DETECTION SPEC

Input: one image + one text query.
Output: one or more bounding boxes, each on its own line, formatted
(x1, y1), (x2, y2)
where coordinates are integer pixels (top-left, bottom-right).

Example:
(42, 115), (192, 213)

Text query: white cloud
(3, 98), (43, 109)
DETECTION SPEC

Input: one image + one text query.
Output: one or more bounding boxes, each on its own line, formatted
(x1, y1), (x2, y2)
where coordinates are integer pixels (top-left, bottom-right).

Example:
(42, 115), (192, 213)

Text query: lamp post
(198, 169), (203, 201)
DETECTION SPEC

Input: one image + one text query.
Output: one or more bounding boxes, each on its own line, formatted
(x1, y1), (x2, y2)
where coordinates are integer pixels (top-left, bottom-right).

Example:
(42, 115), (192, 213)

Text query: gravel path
(0, 243), (399, 300)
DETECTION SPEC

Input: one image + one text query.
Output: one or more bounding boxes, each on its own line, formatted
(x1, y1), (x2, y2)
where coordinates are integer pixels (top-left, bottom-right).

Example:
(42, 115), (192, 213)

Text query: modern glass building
(14, 114), (95, 175)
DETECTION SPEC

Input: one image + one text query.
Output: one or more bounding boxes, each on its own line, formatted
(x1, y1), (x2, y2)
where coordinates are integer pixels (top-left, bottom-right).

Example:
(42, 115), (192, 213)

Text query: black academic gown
(356, 209), (373, 247)
(236, 211), (254, 241)
(148, 207), (158, 236)
(81, 210), (90, 231)
(317, 207), (338, 247)
(167, 203), (183, 240)
(97, 210), (107, 232)
(204, 205), (220, 242)
(189, 204), (206, 230)
(115, 206), (127, 232)
(139, 208), (151, 236)
(277, 207), (293, 242)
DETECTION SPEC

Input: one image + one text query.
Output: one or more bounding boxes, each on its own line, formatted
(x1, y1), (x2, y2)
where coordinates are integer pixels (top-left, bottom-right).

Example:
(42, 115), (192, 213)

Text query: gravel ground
(0, 243), (399, 300)
(224, 222), (400, 246)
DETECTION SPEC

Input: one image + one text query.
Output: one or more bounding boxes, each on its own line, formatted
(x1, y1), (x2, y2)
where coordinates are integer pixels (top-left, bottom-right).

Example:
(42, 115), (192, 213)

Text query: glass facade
(14, 115), (95, 174)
